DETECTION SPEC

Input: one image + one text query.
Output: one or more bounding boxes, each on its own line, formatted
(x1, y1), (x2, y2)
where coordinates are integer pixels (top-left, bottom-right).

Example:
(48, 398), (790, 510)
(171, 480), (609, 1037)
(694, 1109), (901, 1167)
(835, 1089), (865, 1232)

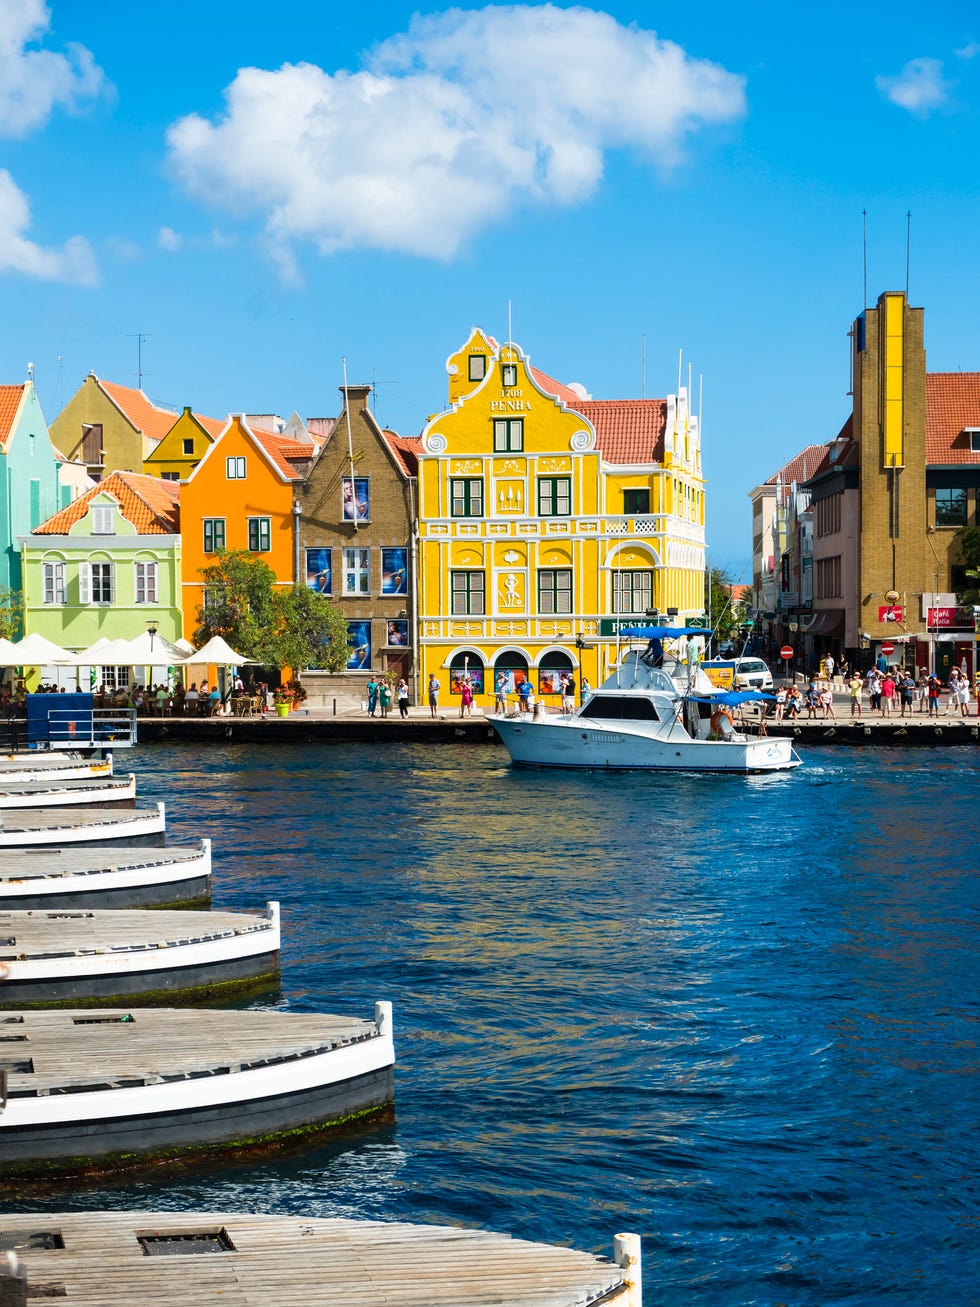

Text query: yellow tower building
(416, 330), (706, 711)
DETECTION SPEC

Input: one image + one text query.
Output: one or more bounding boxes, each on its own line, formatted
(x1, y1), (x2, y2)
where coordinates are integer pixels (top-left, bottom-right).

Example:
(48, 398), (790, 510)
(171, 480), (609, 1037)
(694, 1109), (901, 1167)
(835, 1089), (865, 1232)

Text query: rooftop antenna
(677, 348), (682, 397)
(905, 209), (911, 299)
(26, 361), (34, 384)
(341, 355), (359, 532)
(507, 299), (513, 345)
(128, 332), (151, 390)
(641, 334), (646, 399)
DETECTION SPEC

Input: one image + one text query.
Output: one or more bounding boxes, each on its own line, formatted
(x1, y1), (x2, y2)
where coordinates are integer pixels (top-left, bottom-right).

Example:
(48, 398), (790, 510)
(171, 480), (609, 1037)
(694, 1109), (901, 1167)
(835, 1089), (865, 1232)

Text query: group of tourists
(769, 661), (979, 721)
(366, 674), (410, 719)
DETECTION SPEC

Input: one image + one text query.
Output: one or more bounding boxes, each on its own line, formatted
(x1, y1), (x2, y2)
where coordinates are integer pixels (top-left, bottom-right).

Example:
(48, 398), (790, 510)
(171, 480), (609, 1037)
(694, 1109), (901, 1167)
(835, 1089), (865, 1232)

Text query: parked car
(701, 657), (774, 691)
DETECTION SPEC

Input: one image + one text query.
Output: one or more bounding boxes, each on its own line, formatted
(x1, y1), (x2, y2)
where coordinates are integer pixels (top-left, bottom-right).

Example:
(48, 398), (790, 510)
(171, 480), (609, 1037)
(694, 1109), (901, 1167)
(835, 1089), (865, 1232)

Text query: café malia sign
(927, 606), (966, 628)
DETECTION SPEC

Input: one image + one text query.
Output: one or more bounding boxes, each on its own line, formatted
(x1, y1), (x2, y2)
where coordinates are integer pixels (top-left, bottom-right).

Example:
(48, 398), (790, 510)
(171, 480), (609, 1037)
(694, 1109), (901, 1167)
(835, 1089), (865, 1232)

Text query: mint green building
(1, 380), (68, 604)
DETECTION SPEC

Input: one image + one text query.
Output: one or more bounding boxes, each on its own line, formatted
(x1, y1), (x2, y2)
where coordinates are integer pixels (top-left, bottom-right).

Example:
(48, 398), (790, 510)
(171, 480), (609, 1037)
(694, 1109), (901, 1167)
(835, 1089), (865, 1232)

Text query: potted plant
(291, 681), (308, 712)
(273, 688), (291, 718)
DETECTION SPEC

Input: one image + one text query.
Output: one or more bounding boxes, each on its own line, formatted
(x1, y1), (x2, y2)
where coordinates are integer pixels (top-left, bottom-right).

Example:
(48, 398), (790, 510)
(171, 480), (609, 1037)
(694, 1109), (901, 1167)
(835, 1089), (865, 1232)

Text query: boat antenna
(342, 355), (359, 532)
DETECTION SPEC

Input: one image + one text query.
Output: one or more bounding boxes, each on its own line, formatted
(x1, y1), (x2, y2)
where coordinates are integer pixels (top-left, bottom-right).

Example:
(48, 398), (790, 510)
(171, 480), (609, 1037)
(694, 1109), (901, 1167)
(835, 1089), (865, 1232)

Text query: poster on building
(878, 604), (903, 623)
(381, 548), (408, 594)
(305, 547), (332, 594)
(342, 477), (369, 521)
(451, 664), (484, 694)
(346, 619), (371, 670)
(385, 620), (409, 647)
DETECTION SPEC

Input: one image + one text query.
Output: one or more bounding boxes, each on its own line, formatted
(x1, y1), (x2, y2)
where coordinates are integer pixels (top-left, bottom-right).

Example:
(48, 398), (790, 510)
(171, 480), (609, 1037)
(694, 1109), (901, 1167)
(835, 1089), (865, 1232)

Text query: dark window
(182, 438), (194, 455)
(90, 563), (114, 605)
(580, 695), (660, 720)
(468, 354), (486, 382)
(81, 423), (102, 463)
(935, 487), (968, 527)
(539, 477), (571, 516)
(451, 571), (485, 615)
(623, 488), (650, 514)
(969, 430), (980, 452)
(537, 568), (572, 614)
(247, 517), (271, 552)
(203, 518), (225, 553)
(493, 418), (523, 451)
(451, 478), (484, 517)
(161, 471), (180, 481)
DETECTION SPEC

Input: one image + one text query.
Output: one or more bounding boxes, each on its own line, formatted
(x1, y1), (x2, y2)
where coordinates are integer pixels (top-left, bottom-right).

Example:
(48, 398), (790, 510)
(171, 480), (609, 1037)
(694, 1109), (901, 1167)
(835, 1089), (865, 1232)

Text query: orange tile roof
(99, 380), (180, 444)
(0, 384), (26, 453)
(569, 398), (667, 463)
(382, 430), (422, 477)
(194, 413), (226, 440)
(530, 366), (583, 405)
(34, 471), (179, 535)
(252, 427), (322, 480)
(926, 373), (980, 464)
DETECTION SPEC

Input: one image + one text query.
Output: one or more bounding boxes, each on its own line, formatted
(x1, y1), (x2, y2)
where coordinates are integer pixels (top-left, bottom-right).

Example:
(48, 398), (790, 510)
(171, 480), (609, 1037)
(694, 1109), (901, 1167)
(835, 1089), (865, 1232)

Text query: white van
(701, 657), (774, 691)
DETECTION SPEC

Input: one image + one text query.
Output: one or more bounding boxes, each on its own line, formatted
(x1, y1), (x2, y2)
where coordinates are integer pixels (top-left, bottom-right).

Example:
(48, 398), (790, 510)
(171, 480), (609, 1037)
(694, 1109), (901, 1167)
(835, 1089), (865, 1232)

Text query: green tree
(704, 566), (741, 643)
(0, 587), (23, 641)
(194, 550), (278, 659)
(195, 550), (351, 672)
(269, 585), (350, 672)
(954, 526), (980, 605)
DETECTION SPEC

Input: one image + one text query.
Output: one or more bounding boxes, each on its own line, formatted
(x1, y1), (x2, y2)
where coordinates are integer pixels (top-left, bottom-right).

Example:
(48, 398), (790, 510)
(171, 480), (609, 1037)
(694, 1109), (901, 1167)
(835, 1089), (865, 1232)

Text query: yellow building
(417, 330), (706, 710)
(143, 406), (225, 481)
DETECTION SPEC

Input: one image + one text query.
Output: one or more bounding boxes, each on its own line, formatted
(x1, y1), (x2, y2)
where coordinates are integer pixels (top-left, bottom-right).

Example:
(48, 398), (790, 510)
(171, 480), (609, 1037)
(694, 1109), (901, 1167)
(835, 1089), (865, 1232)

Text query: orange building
(179, 415), (319, 639)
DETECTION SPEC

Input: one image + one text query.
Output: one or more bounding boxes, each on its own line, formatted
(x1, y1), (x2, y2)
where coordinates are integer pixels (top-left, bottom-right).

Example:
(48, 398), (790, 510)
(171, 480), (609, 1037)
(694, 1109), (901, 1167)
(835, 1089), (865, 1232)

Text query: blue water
(12, 742), (980, 1303)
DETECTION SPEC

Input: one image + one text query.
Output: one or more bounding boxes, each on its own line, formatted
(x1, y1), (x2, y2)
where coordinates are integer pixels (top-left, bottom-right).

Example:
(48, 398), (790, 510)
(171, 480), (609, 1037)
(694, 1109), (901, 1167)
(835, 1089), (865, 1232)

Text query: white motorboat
(490, 630), (802, 773)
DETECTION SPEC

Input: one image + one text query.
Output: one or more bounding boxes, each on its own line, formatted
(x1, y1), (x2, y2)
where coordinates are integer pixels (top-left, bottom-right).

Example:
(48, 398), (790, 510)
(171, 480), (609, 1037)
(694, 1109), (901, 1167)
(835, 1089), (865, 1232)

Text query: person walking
(848, 672), (863, 718)
(927, 673), (941, 717)
(366, 676), (378, 717)
(819, 683), (836, 719)
(427, 672), (440, 718)
(396, 678), (409, 718)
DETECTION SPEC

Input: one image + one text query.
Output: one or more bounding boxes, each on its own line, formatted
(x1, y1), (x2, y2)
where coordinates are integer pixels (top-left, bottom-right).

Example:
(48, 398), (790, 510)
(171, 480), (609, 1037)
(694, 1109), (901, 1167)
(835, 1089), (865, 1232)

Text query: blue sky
(3, 1), (979, 573)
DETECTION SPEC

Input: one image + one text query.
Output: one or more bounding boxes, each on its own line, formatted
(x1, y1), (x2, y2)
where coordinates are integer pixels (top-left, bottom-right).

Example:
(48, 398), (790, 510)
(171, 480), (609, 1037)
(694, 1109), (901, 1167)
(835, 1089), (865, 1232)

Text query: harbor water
(12, 741), (979, 1304)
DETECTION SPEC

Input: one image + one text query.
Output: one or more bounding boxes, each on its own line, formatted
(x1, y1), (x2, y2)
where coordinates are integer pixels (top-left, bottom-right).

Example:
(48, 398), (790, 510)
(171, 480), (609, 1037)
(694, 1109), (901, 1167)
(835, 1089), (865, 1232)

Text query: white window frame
(343, 547), (371, 595)
(134, 560), (158, 605)
(226, 456), (247, 479)
(43, 561), (66, 606)
(91, 505), (115, 535)
(84, 561), (115, 606)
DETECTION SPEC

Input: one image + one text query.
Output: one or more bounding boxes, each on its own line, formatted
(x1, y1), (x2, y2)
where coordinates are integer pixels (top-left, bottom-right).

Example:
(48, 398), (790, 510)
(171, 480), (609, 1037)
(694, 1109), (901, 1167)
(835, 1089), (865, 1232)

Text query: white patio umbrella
(125, 630), (192, 665)
(74, 637), (140, 667)
(6, 632), (79, 665)
(191, 635), (255, 665)
(0, 636), (20, 665)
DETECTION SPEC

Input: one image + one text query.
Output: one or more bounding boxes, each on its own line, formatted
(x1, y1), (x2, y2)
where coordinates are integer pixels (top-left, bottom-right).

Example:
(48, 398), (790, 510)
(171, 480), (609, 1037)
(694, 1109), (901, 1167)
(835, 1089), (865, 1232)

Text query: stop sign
(881, 641), (895, 655)
(780, 645), (794, 660)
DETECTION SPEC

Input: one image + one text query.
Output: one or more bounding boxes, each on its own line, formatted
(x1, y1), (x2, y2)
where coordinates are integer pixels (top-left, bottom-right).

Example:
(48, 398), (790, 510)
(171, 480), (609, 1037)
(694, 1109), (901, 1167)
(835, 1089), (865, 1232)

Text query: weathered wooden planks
(0, 1211), (633, 1305)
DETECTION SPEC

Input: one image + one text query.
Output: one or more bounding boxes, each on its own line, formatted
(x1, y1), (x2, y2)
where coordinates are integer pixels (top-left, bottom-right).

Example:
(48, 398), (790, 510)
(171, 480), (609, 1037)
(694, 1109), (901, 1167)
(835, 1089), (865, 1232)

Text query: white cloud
(954, 41), (979, 61)
(166, 4), (745, 260)
(0, 169), (97, 283)
(158, 226), (181, 251)
(876, 57), (950, 115)
(0, 0), (106, 138)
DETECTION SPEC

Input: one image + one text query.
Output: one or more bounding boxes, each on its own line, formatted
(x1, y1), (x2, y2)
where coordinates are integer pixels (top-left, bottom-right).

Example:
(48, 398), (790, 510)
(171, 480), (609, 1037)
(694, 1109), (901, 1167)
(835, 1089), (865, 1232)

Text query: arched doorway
(538, 649), (574, 702)
(493, 650), (528, 699)
(449, 649), (485, 696)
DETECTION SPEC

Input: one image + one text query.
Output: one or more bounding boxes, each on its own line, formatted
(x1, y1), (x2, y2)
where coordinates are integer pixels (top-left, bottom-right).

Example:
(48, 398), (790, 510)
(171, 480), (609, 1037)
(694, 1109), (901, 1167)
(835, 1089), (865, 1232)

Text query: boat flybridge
(489, 626), (802, 773)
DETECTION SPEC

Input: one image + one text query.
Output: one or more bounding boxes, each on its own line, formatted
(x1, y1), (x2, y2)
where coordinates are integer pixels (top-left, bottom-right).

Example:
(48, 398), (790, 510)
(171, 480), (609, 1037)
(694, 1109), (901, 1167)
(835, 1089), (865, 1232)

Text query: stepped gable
(32, 470), (179, 534)
(926, 372), (980, 464)
(98, 380), (179, 444)
(0, 383), (26, 451)
(569, 397), (669, 463)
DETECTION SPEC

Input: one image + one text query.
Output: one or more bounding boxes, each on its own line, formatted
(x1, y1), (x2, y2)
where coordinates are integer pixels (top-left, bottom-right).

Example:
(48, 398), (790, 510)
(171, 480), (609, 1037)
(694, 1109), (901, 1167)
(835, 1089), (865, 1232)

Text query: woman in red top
(880, 672), (896, 717)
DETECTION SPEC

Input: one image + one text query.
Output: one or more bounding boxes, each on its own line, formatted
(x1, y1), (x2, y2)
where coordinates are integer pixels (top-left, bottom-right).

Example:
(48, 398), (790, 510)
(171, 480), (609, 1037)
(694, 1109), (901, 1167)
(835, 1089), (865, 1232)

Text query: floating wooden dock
(0, 1211), (639, 1306)
(0, 773), (136, 810)
(0, 803), (166, 849)
(0, 752), (113, 784)
(0, 841), (211, 910)
(0, 902), (279, 1007)
(0, 1003), (395, 1178)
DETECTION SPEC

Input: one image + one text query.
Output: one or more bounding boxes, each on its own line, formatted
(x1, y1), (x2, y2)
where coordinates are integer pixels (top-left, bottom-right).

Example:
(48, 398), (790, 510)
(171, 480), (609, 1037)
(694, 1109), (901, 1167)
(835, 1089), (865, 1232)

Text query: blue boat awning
(692, 690), (775, 705)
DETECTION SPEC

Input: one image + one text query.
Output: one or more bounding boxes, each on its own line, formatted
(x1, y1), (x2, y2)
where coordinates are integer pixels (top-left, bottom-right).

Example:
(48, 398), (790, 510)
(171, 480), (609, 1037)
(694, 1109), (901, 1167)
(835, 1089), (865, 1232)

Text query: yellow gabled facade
(143, 407), (222, 480)
(416, 331), (706, 711)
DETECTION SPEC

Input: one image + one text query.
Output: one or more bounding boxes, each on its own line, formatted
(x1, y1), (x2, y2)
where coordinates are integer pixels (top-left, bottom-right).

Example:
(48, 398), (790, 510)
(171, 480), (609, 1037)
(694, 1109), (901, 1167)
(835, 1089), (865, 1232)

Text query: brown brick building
(806, 292), (980, 677)
(298, 384), (420, 701)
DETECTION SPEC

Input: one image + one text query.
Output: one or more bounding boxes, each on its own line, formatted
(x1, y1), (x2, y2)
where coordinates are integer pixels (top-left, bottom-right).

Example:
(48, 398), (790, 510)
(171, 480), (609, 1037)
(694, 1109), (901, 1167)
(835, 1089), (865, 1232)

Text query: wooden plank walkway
(0, 1211), (633, 1305)
(0, 804), (166, 847)
(0, 906), (271, 959)
(0, 1007), (377, 1095)
(0, 774), (136, 808)
(0, 844), (206, 887)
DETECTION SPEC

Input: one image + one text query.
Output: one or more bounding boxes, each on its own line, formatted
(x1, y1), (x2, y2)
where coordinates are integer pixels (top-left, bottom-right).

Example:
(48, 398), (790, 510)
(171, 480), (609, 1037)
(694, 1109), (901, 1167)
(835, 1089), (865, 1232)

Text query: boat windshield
(579, 695), (661, 721)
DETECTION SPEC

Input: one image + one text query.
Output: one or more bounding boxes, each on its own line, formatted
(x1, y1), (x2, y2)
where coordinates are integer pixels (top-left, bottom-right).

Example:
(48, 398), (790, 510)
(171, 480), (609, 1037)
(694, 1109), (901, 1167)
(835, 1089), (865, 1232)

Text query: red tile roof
(99, 381), (180, 444)
(569, 399), (667, 463)
(530, 366), (583, 406)
(926, 373), (980, 464)
(252, 427), (322, 480)
(0, 384), (26, 453)
(34, 471), (179, 535)
(766, 443), (827, 486)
